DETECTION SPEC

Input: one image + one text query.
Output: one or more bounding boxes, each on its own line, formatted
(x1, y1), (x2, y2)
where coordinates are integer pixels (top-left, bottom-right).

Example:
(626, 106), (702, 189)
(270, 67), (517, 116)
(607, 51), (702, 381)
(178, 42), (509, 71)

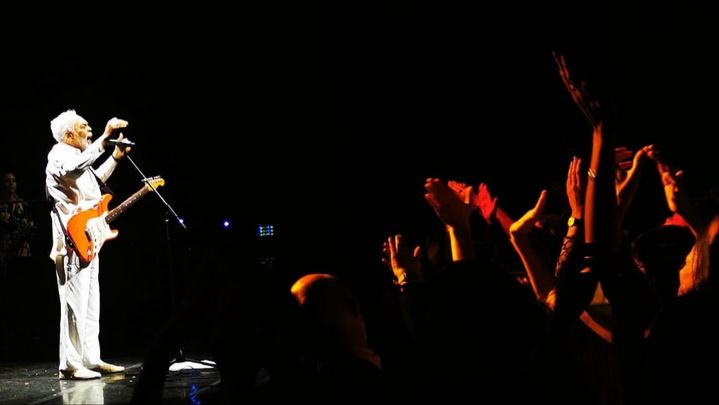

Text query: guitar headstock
(143, 176), (166, 190)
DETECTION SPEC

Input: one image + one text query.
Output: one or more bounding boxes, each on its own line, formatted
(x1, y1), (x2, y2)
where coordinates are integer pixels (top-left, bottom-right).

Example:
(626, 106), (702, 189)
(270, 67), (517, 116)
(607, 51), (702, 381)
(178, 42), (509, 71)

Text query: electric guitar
(67, 176), (165, 265)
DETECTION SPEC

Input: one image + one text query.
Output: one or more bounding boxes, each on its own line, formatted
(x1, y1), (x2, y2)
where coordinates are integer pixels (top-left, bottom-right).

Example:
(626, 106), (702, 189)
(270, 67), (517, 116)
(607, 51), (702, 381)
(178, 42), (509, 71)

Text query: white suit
(46, 140), (118, 372)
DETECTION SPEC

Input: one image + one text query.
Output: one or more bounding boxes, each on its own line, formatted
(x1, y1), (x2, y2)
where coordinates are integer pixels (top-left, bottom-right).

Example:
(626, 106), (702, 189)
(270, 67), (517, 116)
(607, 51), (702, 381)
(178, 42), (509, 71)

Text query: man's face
(66, 118), (92, 151)
(2, 173), (16, 194)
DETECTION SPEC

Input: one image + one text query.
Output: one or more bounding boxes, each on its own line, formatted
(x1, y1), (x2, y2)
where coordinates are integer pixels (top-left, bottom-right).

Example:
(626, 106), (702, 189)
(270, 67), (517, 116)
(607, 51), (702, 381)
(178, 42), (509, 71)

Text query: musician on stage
(45, 109), (130, 380)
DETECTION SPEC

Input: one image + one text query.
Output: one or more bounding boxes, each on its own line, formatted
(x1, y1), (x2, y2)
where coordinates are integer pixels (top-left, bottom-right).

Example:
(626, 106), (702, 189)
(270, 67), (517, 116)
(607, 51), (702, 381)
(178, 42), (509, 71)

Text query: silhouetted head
(420, 259), (546, 401)
(1, 172), (17, 198)
(527, 223), (563, 270)
(290, 274), (373, 362)
(632, 225), (694, 304)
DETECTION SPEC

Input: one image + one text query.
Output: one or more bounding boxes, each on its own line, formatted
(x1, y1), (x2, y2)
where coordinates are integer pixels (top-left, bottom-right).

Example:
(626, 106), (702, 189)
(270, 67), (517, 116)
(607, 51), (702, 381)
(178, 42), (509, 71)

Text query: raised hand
(103, 117), (128, 136)
(382, 234), (423, 285)
(112, 132), (132, 159)
(424, 178), (473, 229)
(475, 183), (499, 224)
(645, 147), (694, 219)
(100, 117), (129, 152)
(509, 190), (548, 237)
(425, 178), (475, 261)
(447, 180), (501, 225)
(566, 157), (583, 220)
(553, 51), (602, 127)
(508, 190), (552, 301)
(448, 180), (474, 205)
(659, 166), (688, 216)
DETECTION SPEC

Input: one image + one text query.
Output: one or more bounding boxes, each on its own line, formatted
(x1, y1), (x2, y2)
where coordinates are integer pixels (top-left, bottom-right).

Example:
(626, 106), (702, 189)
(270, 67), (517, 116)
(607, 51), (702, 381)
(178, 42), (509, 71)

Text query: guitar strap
(91, 169), (114, 196)
(46, 193), (78, 254)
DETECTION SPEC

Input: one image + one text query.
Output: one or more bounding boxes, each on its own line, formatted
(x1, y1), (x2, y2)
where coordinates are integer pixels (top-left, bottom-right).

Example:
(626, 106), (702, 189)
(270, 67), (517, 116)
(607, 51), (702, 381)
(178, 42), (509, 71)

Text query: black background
(2, 3), (717, 358)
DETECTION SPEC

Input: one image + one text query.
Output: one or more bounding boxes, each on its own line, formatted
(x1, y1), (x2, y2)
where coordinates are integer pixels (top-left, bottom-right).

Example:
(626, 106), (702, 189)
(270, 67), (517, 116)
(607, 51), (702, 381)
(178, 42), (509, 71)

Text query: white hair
(50, 109), (82, 143)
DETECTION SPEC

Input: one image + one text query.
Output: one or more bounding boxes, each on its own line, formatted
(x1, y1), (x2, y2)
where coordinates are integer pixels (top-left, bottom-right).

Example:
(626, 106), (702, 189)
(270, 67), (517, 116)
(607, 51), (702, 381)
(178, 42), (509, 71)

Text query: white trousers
(55, 252), (102, 371)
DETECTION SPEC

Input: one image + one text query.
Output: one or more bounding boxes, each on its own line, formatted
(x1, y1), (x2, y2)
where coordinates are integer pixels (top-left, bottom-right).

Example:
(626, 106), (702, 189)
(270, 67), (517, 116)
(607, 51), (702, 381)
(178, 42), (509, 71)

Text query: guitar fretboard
(105, 186), (152, 224)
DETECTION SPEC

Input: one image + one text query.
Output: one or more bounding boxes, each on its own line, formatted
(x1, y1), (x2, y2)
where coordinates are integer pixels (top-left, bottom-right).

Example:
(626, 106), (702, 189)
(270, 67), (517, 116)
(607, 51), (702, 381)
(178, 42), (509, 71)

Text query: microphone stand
(124, 155), (186, 231)
(123, 153), (215, 370)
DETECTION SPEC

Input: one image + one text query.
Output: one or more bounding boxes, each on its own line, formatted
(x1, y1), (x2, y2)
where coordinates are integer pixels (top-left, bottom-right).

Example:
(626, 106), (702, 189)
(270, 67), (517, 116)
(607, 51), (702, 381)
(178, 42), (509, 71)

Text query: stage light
(223, 220), (230, 228)
(257, 224), (274, 238)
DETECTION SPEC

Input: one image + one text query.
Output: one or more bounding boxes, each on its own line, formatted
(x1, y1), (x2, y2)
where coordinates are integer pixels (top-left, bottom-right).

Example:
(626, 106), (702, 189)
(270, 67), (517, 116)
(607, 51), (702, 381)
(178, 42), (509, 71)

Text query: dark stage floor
(0, 357), (221, 404)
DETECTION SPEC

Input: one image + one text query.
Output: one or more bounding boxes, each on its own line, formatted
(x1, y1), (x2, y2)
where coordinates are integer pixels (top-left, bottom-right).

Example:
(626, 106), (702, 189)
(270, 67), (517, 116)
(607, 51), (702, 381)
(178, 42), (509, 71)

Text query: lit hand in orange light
(566, 156), (583, 220)
(424, 178), (473, 229)
(382, 234), (423, 285)
(553, 51), (602, 127)
(447, 180), (500, 225)
(509, 190), (548, 238)
(448, 180), (474, 205)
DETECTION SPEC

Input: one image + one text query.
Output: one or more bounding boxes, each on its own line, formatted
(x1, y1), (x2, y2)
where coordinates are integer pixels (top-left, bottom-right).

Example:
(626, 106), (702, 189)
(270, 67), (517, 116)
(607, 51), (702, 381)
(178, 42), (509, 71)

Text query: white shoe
(59, 368), (102, 380)
(89, 362), (125, 374)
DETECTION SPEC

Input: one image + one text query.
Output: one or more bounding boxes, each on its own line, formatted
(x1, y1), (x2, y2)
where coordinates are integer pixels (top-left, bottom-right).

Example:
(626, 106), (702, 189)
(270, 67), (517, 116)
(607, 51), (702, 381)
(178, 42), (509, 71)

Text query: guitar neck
(105, 186), (152, 224)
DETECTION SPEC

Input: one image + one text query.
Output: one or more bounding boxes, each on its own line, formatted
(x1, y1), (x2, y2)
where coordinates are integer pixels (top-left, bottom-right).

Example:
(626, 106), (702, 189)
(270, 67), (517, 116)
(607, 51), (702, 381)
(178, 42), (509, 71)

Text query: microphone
(107, 139), (136, 147)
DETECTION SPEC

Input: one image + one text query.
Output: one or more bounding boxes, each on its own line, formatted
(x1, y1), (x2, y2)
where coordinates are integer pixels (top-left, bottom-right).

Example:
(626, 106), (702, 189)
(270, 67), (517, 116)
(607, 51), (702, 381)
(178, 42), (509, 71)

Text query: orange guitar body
(66, 194), (118, 265)
(65, 176), (164, 266)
